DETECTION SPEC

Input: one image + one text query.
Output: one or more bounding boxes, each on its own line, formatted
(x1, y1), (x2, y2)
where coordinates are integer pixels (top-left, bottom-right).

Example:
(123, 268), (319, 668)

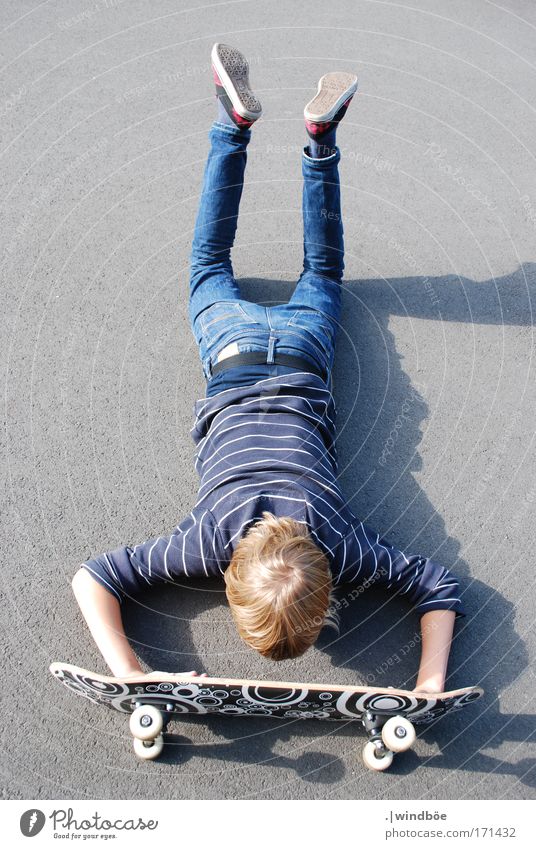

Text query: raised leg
(289, 147), (345, 324)
(289, 70), (357, 332)
(280, 147), (345, 383)
(188, 121), (251, 331)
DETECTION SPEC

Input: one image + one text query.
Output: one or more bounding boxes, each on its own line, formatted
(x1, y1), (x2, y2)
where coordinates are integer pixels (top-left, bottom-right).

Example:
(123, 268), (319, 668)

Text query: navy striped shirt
(81, 372), (465, 617)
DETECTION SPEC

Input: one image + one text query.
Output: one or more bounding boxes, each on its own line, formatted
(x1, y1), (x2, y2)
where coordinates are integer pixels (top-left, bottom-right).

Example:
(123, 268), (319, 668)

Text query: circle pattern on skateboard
(51, 667), (483, 724)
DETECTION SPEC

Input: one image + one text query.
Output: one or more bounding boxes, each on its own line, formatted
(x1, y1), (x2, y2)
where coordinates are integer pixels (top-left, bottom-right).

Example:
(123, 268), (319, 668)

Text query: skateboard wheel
(381, 716), (416, 753)
(362, 741), (394, 771)
(133, 734), (164, 760)
(129, 705), (164, 740)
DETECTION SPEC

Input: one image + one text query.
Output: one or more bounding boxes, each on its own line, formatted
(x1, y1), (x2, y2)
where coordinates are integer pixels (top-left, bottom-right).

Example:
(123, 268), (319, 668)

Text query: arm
(72, 568), (143, 677)
(72, 569), (208, 680)
(72, 510), (222, 674)
(338, 520), (465, 687)
(339, 520), (465, 617)
(414, 609), (456, 693)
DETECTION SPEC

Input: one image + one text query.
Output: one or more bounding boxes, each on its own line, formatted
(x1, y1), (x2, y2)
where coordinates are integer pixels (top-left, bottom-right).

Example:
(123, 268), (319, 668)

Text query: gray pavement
(1, 0), (535, 800)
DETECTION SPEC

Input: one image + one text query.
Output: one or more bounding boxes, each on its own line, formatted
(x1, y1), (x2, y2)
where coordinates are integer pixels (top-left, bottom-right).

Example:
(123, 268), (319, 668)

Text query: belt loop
(267, 334), (276, 364)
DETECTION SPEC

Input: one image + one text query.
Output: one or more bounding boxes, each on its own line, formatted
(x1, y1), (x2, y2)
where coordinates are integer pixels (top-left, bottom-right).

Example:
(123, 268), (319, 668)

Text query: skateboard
(50, 662), (483, 771)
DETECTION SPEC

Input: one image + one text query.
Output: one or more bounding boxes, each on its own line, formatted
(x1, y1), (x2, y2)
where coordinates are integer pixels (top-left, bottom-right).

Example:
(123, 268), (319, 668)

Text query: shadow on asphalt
(126, 264), (534, 787)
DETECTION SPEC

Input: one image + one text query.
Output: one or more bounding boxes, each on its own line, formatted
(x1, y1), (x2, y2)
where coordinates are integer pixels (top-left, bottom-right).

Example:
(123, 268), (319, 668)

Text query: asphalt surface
(1, 0), (535, 801)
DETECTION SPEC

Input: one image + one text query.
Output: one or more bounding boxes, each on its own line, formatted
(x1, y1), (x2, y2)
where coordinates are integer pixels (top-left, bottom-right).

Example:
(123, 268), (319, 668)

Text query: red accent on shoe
(212, 66), (223, 86)
(232, 108), (253, 128)
(305, 119), (331, 136)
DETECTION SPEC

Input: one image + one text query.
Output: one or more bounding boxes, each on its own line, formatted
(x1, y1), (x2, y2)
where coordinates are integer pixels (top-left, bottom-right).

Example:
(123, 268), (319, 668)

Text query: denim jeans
(188, 121), (345, 396)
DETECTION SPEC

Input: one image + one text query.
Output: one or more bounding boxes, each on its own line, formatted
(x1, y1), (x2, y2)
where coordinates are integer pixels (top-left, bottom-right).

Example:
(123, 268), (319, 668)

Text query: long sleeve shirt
(81, 372), (465, 617)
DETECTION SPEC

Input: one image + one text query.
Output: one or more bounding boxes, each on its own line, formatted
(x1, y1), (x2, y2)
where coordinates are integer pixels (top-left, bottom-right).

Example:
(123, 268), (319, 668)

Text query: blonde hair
(224, 511), (338, 660)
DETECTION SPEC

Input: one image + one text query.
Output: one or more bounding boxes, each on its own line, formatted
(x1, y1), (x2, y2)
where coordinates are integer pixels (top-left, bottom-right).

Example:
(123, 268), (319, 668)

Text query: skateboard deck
(50, 662), (482, 723)
(50, 662), (483, 769)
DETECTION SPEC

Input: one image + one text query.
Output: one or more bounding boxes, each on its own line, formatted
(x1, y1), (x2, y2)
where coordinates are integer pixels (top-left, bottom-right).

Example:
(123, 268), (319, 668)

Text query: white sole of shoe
(211, 43), (262, 121)
(304, 72), (358, 122)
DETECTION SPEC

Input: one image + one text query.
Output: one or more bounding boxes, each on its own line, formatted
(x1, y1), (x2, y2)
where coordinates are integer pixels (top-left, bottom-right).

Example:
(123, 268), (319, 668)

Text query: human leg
(282, 72), (357, 372)
(189, 45), (264, 375)
(229, 153), (347, 385)
(198, 66), (358, 390)
(286, 138), (345, 339)
(189, 120), (251, 328)
(297, 70), (358, 292)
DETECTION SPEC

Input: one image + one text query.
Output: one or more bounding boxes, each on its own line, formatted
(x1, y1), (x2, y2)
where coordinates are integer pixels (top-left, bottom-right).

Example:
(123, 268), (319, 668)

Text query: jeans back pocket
(199, 301), (245, 333)
(287, 308), (335, 337)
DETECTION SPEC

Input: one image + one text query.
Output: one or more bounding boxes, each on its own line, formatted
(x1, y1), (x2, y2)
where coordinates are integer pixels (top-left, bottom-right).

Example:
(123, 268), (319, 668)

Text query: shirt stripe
(80, 372), (465, 617)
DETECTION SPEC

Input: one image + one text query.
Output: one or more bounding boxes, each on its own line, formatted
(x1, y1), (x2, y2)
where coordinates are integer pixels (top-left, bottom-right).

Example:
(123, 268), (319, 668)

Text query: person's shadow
(128, 263), (534, 787)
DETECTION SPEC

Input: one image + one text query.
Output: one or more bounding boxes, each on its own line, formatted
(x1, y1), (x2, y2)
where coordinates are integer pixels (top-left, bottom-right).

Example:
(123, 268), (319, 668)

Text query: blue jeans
(188, 121), (345, 396)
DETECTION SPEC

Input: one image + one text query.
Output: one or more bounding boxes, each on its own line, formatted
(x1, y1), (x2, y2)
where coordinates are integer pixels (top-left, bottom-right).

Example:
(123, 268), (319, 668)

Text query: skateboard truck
(128, 703), (418, 767)
(361, 710), (416, 771)
(129, 702), (175, 760)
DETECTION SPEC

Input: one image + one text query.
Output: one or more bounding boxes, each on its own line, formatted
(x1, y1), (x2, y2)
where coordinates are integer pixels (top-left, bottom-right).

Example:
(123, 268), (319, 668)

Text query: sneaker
(304, 72), (358, 140)
(211, 43), (262, 129)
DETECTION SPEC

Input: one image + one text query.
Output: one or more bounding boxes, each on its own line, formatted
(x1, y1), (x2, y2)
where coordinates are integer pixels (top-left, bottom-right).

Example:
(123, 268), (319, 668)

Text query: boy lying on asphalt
(72, 44), (464, 692)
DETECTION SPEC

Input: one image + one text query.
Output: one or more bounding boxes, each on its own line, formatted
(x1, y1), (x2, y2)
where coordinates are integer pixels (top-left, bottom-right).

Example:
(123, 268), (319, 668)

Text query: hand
(413, 683), (444, 695)
(118, 669), (209, 680)
(146, 670), (209, 679)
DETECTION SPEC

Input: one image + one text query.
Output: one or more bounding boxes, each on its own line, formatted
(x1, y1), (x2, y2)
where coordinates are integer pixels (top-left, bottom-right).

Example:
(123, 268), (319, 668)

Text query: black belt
(210, 351), (325, 380)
